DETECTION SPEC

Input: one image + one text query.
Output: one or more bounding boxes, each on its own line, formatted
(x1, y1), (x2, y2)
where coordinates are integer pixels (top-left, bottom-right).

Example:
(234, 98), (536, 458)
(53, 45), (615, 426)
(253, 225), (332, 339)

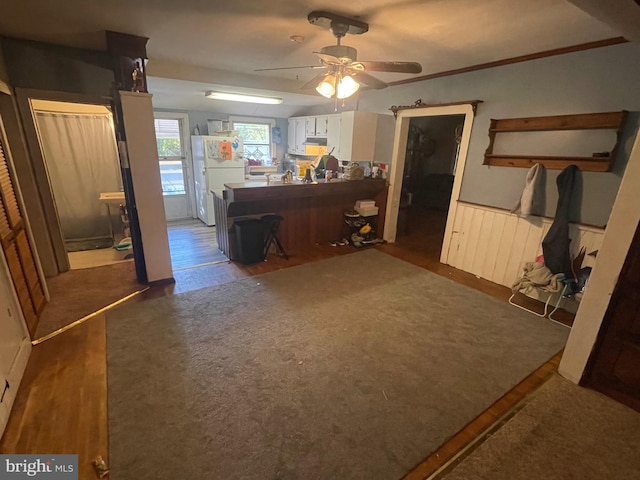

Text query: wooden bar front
(214, 179), (388, 258)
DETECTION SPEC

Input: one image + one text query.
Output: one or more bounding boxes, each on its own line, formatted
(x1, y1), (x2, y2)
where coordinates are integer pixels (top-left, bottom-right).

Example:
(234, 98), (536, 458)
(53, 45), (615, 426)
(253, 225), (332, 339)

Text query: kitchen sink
(99, 192), (126, 207)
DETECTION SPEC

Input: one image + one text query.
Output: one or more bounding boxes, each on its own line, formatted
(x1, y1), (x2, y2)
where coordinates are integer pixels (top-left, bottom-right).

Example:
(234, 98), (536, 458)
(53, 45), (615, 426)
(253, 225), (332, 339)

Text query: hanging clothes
(542, 165), (579, 277)
(511, 163), (545, 217)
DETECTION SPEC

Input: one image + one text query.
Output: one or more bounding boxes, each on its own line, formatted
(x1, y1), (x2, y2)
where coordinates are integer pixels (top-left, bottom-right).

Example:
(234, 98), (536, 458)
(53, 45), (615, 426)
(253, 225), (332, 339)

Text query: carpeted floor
(106, 250), (569, 480)
(35, 260), (144, 339)
(442, 374), (640, 479)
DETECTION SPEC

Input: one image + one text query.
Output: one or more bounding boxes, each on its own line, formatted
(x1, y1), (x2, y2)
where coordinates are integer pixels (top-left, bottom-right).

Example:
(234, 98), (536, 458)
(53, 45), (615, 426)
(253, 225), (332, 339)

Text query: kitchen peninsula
(213, 179), (388, 259)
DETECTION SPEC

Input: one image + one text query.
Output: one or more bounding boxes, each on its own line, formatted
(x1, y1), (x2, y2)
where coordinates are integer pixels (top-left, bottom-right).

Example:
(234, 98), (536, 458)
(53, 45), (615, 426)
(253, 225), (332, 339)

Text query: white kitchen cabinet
(294, 117), (306, 154)
(339, 111), (377, 162)
(287, 117), (308, 155)
(305, 116), (329, 138)
(315, 116), (328, 137)
(337, 112), (395, 164)
(288, 112), (395, 163)
(287, 118), (296, 154)
(305, 117), (316, 137)
(326, 114), (341, 157)
(372, 114), (396, 166)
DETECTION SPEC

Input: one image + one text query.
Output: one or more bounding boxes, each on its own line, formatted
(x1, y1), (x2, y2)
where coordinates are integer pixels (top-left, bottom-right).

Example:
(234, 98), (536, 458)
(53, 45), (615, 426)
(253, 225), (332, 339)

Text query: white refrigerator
(192, 135), (245, 226)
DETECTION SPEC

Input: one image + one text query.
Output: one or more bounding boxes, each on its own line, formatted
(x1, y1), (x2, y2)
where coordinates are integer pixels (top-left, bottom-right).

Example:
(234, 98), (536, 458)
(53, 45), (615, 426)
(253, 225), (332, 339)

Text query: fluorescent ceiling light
(205, 91), (283, 104)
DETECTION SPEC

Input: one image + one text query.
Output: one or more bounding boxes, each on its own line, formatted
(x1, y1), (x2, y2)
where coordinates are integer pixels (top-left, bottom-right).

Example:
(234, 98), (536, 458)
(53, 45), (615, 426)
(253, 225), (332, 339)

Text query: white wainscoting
(444, 202), (606, 298)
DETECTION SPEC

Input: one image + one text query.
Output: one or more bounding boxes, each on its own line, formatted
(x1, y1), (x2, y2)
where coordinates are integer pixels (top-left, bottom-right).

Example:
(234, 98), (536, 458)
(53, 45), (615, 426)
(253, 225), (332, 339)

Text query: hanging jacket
(542, 165), (578, 277)
(511, 163), (545, 217)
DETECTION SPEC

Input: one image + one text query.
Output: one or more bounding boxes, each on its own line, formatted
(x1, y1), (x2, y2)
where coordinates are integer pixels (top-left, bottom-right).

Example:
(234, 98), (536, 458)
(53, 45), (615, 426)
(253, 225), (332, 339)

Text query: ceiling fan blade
(300, 72), (330, 90)
(254, 65), (325, 72)
(356, 61), (422, 74)
(351, 71), (388, 89)
(313, 52), (343, 65)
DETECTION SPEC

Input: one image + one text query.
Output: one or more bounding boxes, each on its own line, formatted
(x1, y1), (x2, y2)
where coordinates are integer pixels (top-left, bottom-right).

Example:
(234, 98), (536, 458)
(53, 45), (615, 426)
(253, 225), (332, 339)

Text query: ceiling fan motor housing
(320, 45), (357, 63)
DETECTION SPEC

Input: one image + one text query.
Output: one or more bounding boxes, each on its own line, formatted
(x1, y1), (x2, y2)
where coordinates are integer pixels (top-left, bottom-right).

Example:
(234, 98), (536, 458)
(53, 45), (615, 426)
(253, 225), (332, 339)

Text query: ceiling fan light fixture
(336, 74), (360, 99)
(316, 75), (336, 98)
(204, 91), (283, 105)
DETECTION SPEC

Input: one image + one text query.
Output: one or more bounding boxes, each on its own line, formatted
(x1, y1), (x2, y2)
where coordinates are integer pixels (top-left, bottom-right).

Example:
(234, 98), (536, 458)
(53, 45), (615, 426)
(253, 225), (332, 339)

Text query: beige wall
(120, 91), (173, 283)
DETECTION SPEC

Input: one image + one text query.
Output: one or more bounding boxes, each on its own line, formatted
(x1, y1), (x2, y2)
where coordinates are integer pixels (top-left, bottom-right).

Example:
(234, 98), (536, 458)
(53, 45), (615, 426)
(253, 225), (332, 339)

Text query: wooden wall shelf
(484, 111), (628, 171)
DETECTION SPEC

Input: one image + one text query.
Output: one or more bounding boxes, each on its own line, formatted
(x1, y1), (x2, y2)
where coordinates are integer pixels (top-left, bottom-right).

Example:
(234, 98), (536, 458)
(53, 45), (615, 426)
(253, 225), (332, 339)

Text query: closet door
(583, 219), (640, 412)
(0, 262), (30, 438)
(0, 135), (46, 337)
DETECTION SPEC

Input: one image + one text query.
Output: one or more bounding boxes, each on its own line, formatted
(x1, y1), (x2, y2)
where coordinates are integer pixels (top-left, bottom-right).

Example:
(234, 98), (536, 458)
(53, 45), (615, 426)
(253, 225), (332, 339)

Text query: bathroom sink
(99, 192), (126, 207)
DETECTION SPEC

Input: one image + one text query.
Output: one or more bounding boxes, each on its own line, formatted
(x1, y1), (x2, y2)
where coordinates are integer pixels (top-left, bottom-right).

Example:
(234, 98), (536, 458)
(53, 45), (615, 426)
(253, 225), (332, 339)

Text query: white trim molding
(383, 103), (476, 268)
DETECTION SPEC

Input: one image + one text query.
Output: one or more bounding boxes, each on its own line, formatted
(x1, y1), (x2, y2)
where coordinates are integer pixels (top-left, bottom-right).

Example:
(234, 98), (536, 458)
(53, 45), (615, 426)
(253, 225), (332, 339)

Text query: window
(230, 117), (275, 165)
(154, 118), (186, 195)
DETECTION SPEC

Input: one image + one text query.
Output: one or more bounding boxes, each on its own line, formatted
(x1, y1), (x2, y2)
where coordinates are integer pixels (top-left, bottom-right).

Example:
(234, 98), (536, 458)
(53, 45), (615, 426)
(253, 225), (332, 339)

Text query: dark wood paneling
(583, 219), (640, 412)
(219, 180), (388, 257)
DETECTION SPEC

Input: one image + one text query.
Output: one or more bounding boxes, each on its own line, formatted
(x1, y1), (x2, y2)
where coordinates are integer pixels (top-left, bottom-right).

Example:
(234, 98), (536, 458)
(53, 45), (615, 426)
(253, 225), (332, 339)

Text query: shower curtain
(35, 111), (122, 243)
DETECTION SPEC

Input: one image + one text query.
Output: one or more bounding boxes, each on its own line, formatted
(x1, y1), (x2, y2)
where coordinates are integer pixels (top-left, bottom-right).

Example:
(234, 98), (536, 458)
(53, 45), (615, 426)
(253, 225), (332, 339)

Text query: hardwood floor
(167, 219), (228, 270)
(0, 207), (574, 479)
(0, 315), (107, 480)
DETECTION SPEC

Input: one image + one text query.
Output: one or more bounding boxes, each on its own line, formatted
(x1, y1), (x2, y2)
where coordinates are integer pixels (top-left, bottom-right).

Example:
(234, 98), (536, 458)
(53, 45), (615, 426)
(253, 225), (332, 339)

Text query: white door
(193, 137), (207, 224)
(193, 157), (207, 222)
(0, 268), (31, 438)
(154, 113), (194, 220)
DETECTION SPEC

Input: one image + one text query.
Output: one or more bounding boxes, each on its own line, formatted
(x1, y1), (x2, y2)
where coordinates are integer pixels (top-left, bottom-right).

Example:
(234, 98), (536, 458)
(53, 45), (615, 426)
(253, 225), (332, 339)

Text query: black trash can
(234, 218), (264, 264)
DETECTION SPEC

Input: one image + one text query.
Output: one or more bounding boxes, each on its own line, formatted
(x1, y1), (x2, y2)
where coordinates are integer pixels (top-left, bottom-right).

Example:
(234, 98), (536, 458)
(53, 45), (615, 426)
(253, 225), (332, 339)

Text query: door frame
(383, 104), (476, 264)
(152, 111), (195, 219)
(0, 101), (50, 317)
(15, 88), (116, 273)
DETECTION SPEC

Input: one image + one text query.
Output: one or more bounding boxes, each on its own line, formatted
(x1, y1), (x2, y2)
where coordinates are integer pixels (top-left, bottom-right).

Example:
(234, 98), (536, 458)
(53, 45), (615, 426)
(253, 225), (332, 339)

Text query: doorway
(384, 104), (476, 264)
(151, 112), (227, 271)
(30, 99), (132, 270)
(396, 115), (465, 260)
(13, 91), (144, 341)
(153, 112), (195, 221)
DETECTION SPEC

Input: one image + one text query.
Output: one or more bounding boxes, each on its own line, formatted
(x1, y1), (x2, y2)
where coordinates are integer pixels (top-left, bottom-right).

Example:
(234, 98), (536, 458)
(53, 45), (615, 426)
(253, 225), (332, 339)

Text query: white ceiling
(1, 0), (638, 116)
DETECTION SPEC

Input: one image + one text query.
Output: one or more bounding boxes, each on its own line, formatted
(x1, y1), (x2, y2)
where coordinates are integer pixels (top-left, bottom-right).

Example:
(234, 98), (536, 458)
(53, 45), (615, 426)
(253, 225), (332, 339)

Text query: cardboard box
(355, 206), (379, 217)
(355, 199), (376, 209)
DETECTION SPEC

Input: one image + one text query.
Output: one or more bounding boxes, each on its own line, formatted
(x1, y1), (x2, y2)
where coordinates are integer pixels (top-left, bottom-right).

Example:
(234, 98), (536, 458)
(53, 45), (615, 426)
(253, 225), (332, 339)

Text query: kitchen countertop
(225, 178), (344, 189)
(222, 178), (387, 203)
(212, 177), (389, 257)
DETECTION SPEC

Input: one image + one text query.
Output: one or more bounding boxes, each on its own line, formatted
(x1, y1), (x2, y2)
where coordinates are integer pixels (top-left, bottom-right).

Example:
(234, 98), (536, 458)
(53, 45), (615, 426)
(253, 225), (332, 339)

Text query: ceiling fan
(255, 11), (422, 99)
